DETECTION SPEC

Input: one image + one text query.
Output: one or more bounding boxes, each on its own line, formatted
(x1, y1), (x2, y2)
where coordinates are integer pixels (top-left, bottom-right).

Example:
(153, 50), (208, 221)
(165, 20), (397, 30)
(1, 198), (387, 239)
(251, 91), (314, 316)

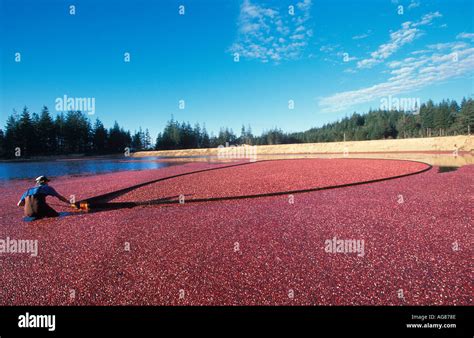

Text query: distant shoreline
(132, 135), (474, 157)
(1, 136), (472, 163)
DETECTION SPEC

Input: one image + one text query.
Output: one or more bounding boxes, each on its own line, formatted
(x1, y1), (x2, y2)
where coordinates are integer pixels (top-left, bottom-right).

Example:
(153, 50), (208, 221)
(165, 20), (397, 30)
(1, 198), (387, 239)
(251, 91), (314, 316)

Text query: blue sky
(1, 0), (473, 138)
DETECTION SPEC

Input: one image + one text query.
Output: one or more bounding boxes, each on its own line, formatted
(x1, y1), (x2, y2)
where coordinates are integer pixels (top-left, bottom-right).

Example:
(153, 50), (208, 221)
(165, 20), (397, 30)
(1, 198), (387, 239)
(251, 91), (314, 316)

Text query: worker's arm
(56, 194), (70, 204)
(46, 186), (71, 205)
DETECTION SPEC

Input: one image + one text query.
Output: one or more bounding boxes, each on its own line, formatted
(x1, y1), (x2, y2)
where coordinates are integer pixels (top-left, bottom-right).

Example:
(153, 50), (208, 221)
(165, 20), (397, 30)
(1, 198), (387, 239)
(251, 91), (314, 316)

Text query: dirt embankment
(132, 135), (474, 157)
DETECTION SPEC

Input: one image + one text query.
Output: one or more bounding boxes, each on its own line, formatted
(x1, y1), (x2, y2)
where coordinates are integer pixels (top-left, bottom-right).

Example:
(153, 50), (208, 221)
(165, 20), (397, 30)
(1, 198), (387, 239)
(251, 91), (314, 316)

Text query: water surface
(0, 156), (184, 181)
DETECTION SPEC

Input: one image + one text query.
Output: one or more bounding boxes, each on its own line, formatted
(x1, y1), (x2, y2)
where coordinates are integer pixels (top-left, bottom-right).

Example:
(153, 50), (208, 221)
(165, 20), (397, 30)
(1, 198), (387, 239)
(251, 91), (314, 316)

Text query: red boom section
(110, 159), (430, 203)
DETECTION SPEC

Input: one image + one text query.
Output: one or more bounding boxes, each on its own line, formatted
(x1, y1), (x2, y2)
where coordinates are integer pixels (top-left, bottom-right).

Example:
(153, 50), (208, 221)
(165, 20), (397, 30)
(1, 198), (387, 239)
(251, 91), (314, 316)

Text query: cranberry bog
(0, 158), (471, 305)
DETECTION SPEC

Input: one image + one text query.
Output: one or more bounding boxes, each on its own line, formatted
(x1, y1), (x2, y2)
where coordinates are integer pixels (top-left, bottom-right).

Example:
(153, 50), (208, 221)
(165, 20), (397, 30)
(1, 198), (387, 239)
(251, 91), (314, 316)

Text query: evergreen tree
(36, 106), (56, 154)
(55, 113), (66, 153)
(200, 124), (211, 148)
(18, 107), (35, 156)
(455, 98), (474, 134)
(63, 111), (91, 153)
(420, 100), (435, 135)
(92, 119), (108, 153)
(144, 128), (152, 150)
(131, 128), (144, 150)
(434, 100), (454, 135)
(0, 129), (5, 157)
(108, 121), (130, 153)
(4, 112), (20, 157)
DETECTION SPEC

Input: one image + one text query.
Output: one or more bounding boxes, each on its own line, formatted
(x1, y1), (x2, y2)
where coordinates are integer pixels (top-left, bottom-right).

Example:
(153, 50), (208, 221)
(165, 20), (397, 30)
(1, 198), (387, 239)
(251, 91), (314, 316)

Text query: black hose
(77, 158), (432, 212)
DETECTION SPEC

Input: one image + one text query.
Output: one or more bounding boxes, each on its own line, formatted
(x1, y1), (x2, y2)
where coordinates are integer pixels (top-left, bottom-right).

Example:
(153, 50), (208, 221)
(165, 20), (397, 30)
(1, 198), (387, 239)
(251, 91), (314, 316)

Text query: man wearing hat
(17, 176), (71, 218)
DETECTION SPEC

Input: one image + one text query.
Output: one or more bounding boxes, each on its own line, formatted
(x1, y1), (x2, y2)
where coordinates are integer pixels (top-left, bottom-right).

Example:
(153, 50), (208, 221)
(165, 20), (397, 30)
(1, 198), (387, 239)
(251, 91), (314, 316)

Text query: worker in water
(17, 176), (71, 218)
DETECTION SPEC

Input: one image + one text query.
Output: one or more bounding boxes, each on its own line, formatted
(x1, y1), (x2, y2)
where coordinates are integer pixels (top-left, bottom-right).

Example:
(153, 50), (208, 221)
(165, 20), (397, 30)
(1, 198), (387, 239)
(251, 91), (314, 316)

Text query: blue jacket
(20, 185), (60, 202)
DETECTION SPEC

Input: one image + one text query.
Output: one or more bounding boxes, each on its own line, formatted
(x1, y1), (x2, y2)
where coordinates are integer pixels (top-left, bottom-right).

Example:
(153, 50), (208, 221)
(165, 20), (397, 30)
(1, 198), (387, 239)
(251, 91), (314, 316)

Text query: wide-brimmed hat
(35, 176), (50, 184)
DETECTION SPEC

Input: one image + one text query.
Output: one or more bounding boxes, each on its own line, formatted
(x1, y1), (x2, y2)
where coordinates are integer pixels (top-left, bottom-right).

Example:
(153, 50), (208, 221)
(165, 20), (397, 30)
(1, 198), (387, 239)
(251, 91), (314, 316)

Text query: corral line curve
(77, 161), (261, 205)
(77, 158), (432, 211)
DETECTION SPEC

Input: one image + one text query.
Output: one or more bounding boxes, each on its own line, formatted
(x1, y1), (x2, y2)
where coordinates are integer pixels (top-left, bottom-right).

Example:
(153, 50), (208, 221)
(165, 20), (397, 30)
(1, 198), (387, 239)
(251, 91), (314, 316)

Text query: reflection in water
(438, 166), (459, 173)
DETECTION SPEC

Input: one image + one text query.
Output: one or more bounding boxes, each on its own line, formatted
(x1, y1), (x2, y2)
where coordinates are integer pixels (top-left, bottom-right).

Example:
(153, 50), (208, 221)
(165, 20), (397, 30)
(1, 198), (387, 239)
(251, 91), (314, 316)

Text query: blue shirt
(20, 185), (60, 201)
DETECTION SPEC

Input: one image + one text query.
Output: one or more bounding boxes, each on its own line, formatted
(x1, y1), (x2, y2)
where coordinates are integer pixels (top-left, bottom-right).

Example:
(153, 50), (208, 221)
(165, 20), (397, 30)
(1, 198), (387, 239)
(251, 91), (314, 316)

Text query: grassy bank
(132, 135), (474, 157)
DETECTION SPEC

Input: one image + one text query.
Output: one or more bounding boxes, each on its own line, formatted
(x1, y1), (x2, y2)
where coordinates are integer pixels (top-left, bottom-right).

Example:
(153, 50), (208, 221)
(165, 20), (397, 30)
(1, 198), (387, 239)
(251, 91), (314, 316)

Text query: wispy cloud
(415, 11), (442, 26)
(319, 44), (339, 53)
(352, 30), (372, 40)
(319, 40), (474, 113)
(229, 0), (313, 63)
(357, 11), (442, 69)
(408, 1), (420, 10)
(457, 32), (474, 41)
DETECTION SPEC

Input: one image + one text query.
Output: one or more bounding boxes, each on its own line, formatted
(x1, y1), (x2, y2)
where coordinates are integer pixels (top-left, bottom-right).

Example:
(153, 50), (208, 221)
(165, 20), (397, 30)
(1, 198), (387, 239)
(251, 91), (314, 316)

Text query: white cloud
(413, 11), (442, 27)
(357, 12), (442, 69)
(457, 32), (474, 41)
(337, 51), (357, 62)
(318, 43), (358, 65)
(408, 1), (420, 10)
(428, 41), (468, 51)
(319, 41), (474, 113)
(352, 30), (372, 40)
(229, 0), (313, 63)
(319, 44), (338, 53)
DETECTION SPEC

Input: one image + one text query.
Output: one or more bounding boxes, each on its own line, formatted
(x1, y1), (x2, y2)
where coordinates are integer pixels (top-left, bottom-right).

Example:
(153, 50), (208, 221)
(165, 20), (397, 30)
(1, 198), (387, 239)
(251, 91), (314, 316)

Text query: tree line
(0, 98), (472, 158)
(293, 98), (473, 143)
(155, 98), (473, 148)
(0, 106), (148, 158)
